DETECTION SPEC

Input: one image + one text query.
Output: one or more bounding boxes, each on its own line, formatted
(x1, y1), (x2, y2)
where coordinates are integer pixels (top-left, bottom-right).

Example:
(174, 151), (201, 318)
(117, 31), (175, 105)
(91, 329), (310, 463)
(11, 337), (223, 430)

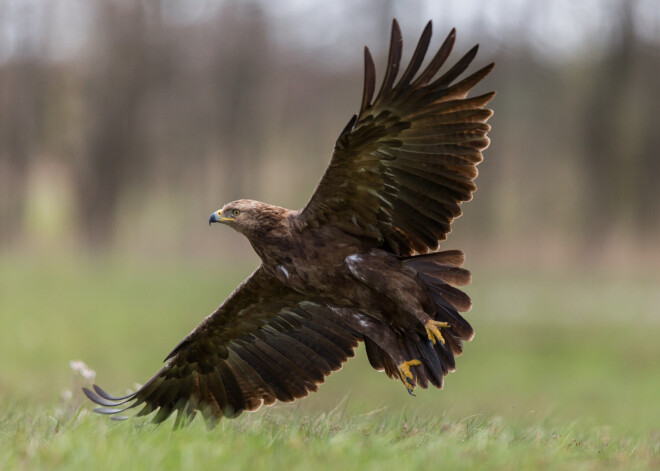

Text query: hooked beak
(209, 210), (234, 226)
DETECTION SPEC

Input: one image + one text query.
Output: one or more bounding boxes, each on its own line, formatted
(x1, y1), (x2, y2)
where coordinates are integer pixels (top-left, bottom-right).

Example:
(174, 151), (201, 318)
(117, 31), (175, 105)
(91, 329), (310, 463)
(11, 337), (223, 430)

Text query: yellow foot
(425, 320), (451, 345)
(397, 359), (422, 396)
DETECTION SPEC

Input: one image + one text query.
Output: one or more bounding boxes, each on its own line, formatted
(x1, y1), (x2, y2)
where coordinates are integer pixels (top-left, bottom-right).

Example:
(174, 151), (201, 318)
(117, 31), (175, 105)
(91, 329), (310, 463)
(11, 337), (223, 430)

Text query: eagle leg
(425, 320), (451, 345)
(397, 359), (422, 396)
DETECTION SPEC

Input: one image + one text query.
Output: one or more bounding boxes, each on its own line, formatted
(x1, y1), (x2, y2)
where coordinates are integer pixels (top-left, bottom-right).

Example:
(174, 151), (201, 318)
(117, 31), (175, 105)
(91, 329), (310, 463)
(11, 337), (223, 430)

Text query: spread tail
(363, 250), (475, 390)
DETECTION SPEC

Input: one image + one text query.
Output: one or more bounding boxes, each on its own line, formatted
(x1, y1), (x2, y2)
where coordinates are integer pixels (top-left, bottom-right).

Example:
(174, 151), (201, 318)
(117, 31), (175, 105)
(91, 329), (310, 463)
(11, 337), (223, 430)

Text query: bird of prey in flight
(84, 19), (494, 427)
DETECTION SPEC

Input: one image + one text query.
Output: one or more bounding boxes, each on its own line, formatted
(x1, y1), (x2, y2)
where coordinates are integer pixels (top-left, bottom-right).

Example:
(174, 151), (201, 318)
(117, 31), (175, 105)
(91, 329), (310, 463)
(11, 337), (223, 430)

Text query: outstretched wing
(84, 267), (360, 427)
(300, 20), (494, 256)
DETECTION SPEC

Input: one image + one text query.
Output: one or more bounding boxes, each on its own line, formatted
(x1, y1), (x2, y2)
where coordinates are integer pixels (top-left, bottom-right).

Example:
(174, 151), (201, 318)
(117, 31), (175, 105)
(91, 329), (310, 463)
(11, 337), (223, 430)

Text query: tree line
(0, 0), (658, 251)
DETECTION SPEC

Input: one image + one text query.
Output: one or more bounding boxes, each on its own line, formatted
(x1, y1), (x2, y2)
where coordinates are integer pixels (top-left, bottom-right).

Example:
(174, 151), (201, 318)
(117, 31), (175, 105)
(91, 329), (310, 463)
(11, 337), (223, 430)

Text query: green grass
(3, 407), (658, 470)
(1, 255), (659, 470)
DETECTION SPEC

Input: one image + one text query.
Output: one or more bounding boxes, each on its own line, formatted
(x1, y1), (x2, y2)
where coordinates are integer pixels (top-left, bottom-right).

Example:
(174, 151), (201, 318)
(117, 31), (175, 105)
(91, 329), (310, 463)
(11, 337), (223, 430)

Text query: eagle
(84, 19), (494, 427)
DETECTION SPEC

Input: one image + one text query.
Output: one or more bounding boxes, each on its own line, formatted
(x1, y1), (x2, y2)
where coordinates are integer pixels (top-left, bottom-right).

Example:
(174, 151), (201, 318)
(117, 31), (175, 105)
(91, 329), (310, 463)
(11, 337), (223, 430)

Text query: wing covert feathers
(301, 20), (494, 256)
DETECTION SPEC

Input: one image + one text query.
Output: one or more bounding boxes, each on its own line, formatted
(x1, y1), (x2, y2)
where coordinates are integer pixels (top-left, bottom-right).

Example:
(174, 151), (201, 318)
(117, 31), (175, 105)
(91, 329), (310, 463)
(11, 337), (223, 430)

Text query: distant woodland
(1, 0), (658, 259)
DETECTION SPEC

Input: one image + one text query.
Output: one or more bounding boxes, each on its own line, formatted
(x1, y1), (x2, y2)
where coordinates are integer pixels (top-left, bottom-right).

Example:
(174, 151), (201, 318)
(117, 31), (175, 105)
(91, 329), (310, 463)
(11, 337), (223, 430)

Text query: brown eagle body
(84, 20), (494, 427)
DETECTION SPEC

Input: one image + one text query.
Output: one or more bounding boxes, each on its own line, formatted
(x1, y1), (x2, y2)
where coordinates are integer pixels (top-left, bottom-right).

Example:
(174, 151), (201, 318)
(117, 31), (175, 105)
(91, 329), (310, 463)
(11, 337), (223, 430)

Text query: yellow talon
(425, 320), (450, 345)
(397, 359), (422, 395)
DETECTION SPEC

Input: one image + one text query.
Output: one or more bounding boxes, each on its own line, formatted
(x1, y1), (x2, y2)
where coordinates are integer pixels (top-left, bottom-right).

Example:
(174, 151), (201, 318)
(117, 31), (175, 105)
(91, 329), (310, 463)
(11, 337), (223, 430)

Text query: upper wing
(300, 20), (494, 256)
(83, 267), (360, 427)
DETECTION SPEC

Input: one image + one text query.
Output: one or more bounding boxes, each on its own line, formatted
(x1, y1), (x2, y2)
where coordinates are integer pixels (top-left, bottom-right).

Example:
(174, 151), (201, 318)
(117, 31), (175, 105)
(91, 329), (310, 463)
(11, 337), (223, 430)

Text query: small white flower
(82, 365), (96, 380)
(69, 360), (96, 380)
(69, 360), (86, 372)
(62, 389), (73, 401)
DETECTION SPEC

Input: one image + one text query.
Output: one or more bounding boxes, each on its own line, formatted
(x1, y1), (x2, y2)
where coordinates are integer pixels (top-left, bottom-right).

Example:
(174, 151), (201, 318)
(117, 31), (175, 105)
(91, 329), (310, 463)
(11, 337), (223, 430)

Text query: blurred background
(1, 0), (659, 266)
(0, 0), (659, 435)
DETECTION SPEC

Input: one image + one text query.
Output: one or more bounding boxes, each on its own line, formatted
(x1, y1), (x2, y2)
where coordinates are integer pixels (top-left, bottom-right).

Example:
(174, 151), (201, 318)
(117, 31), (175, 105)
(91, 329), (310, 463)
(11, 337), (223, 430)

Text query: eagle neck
(246, 211), (298, 267)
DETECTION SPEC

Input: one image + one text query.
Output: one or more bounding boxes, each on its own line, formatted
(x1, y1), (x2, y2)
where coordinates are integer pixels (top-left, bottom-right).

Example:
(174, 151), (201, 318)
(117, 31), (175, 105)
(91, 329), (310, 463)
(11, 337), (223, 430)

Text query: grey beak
(209, 212), (221, 225)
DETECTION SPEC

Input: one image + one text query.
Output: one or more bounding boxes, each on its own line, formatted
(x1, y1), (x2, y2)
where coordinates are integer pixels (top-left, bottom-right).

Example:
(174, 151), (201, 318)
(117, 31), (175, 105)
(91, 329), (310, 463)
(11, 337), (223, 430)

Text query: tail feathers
(364, 333), (456, 390)
(417, 340), (444, 387)
(402, 250), (471, 288)
(364, 337), (400, 379)
(403, 249), (466, 267)
(364, 337), (385, 370)
(417, 337), (456, 388)
(403, 249), (475, 343)
(417, 267), (471, 286)
(421, 274), (471, 310)
(427, 285), (473, 341)
(363, 249), (475, 391)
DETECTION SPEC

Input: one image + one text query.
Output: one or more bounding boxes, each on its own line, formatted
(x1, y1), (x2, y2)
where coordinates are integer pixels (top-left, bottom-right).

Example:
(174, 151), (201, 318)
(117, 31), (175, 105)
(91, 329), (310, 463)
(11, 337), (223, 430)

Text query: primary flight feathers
(302, 21), (494, 255)
(84, 19), (494, 428)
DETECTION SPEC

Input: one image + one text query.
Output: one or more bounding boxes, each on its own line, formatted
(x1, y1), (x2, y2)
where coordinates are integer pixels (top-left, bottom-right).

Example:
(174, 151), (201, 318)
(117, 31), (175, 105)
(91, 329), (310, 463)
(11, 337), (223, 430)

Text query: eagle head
(209, 199), (289, 238)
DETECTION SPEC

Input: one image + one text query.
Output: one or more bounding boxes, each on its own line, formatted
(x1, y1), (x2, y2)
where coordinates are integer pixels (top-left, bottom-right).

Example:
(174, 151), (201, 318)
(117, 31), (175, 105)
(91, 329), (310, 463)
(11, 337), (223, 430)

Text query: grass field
(1, 255), (658, 470)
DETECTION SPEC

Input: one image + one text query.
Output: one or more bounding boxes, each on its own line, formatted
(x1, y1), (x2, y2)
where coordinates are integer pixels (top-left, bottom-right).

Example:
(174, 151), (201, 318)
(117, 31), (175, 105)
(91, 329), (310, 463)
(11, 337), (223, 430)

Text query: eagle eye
(231, 209), (241, 217)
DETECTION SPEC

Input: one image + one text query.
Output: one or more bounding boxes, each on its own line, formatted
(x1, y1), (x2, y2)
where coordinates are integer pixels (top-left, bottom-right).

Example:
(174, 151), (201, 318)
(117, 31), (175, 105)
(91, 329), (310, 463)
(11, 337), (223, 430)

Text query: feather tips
(360, 47), (376, 114)
(396, 21), (432, 90)
(374, 19), (403, 105)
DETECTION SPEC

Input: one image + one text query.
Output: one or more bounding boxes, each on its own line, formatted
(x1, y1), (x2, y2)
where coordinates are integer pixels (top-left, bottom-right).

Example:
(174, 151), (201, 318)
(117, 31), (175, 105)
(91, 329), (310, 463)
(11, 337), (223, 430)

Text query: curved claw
(397, 359), (421, 395)
(425, 320), (451, 345)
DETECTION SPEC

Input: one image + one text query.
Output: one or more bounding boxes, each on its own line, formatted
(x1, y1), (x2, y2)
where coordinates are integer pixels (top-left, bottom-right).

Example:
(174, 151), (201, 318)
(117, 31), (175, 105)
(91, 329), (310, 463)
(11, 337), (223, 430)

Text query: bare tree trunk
(581, 0), (636, 243)
(0, 60), (47, 246)
(211, 2), (270, 198)
(636, 47), (660, 234)
(76, 3), (148, 248)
